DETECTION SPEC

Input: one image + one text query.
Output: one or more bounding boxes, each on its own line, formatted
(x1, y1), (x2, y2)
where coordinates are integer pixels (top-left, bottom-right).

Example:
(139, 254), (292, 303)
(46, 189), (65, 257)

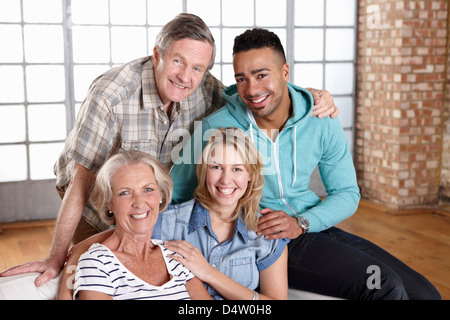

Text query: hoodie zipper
(247, 111), (298, 216)
(272, 138), (297, 216)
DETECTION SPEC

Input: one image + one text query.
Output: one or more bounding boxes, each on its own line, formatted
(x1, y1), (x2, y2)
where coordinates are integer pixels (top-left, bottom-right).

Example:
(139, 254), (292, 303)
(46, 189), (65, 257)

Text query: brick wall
(355, 0), (449, 208)
(442, 7), (450, 203)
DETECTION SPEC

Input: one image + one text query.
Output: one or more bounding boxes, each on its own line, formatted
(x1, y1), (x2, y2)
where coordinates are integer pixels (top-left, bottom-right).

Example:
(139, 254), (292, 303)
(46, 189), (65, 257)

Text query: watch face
(297, 217), (309, 232)
(303, 218), (309, 228)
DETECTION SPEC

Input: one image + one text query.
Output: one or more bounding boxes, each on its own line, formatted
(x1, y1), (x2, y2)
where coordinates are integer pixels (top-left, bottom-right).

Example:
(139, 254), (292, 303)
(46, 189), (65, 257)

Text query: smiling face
(233, 47), (290, 123)
(153, 38), (213, 107)
(108, 163), (162, 237)
(205, 143), (251, 213)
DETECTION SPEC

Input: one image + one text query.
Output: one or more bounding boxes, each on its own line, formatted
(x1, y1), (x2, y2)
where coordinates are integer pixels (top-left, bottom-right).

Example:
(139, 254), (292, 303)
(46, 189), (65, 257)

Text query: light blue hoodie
(170, 82), (360, 233)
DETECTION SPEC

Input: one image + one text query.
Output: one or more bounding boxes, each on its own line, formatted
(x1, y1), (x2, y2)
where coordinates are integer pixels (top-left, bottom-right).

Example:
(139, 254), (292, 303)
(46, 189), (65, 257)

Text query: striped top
(73, 240), (194, 300)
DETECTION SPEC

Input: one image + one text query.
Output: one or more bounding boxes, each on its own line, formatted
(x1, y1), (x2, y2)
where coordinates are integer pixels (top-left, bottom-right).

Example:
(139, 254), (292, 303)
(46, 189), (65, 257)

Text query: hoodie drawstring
(291, 125), (297, 187)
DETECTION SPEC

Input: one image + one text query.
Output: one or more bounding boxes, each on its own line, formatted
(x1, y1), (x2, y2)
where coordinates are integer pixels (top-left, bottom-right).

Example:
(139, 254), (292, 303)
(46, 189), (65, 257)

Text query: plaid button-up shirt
(54, 56), (226, 231)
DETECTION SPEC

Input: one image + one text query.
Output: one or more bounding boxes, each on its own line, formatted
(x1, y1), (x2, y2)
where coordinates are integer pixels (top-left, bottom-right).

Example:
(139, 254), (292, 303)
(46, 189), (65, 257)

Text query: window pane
(147, 0), (182, 25)
(24, 25), (64, 63)
(325, 63), (354, 94)
(148, 27), (162, 51)
(221, 64), (235, 87)
(334, 97), (354, 128)
(75, 103), (84, 118)
(210, 64), (222, 83)
(110, 0), (146, 25)
(326, 0), (356, 26)
(29, 143), (64, 180)
(0, 105), (26, 143)
(326, 28), (355, 61)
(270, 29), (287, 53)
(28, 104), (66, 142)
(70, 0), (109, 24)
(111, 27), (147, 63)
(295, 29), (324, 61)
(0, 0), (22, 22)
(26, 65), (65, 102)
(0, 65), (24, 103)
(0, 145), (27, 182)
(0, 25), (23, 62)
(222, 28), (247, 63)
(294, 63), (323, 90)
(74, 65), (111, 101)
(22, 0), (62, 23)
(344, 129), (354, 154)
(295, 0), (324, 26)
(187, 0), (221, 26)
(256, 0), (286, 27)
(72, 26), (110, 63)
(210, 28), (221, 63)
(222, 0), (254, 27)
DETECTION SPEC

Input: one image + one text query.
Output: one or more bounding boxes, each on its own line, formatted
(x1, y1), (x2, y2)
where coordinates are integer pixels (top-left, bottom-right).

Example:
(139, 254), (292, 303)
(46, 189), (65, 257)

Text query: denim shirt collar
(189, 201), (249, 243)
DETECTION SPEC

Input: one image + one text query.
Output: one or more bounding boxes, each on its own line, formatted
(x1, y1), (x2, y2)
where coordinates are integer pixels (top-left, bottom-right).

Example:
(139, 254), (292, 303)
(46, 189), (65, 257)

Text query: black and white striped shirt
(73, 240), (194, 300)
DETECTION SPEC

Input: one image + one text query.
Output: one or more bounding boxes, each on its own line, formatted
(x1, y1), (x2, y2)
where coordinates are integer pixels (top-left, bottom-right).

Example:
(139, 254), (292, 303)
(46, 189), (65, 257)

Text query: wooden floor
(337, 200), (450, 300)
(0, 199), (449, 299)
(0, 219), (54, 272)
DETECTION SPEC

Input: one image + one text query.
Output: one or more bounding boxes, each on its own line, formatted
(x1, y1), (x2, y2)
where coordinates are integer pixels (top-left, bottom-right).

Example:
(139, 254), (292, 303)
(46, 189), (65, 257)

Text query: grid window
(0, 0), (357, 184)
(0, 105), (26, 143)
(0, 0), (66, 182)
(294, 0), (357, 153)
(0, 145), (28, 182)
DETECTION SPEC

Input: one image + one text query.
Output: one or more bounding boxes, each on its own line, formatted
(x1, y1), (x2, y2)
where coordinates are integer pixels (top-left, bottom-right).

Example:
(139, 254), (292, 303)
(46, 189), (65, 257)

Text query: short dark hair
(233, 28), (286, 63)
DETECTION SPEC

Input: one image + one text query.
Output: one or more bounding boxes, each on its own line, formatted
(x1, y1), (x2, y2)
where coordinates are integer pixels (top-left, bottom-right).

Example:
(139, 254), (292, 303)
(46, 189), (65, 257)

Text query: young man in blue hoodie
(170, 29), (441, 300)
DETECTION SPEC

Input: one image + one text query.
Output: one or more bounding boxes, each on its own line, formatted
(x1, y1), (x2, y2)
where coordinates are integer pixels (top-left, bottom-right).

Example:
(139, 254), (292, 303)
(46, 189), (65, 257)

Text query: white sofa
(0, 272), (340, 300)
(0, 272), (61, 300)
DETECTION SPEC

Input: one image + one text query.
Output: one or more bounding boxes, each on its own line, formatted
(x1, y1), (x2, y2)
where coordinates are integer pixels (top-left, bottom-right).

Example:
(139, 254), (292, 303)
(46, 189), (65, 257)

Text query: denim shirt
(152, 199), (289, 300)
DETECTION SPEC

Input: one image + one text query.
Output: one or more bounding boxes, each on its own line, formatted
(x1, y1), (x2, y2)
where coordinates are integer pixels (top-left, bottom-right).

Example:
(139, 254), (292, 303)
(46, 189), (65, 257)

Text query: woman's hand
(165, 240), (287, 300)
(164, 240), (213, 282)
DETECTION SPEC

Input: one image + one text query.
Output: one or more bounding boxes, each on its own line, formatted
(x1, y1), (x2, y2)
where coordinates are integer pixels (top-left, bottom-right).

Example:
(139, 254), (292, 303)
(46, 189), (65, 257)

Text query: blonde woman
(164, 127), (288, 300)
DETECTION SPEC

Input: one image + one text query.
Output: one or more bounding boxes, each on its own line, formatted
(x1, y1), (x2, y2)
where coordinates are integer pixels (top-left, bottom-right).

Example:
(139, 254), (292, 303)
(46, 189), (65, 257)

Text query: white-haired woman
(71, 150), (211, 300)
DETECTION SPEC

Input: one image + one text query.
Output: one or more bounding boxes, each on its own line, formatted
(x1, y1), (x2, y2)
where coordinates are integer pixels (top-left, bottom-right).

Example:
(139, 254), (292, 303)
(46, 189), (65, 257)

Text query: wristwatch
(296, 216), (309, 235)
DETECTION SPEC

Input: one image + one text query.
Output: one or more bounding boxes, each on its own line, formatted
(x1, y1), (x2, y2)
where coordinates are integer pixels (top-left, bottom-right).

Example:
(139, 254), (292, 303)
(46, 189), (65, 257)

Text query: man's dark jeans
(287, 227), (441, 300)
